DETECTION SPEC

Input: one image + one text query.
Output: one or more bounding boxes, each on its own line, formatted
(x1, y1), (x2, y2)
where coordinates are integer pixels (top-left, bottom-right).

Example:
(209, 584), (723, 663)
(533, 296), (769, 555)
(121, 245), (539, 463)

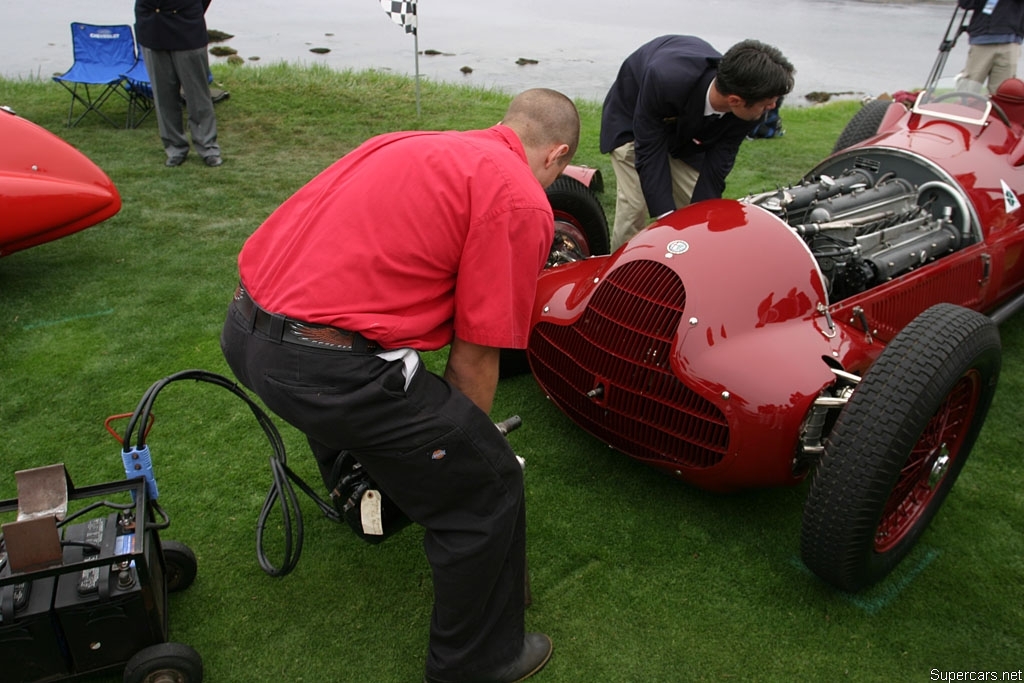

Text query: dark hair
(715, 39), (795, 105)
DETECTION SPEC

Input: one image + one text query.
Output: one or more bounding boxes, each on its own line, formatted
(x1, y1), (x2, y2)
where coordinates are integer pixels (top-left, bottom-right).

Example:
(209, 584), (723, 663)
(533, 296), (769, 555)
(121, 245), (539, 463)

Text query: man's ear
(725, 94), (746, 109)
(546, 143), (570, 169)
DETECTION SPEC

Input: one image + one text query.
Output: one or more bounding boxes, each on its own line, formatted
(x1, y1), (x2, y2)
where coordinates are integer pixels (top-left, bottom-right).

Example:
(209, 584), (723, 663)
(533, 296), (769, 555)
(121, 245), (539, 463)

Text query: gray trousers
(141, 46), (220, 160)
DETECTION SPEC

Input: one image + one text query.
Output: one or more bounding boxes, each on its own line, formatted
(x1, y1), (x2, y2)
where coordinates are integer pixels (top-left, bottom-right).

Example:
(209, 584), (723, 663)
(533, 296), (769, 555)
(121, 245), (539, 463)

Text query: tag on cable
(360, 489), (385, 536)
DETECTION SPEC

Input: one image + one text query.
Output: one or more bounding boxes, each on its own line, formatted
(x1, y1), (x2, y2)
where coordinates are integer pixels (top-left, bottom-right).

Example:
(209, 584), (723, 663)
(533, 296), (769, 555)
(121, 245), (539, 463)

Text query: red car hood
(528, 199), (843, 491)
(0, 108), (121, 257)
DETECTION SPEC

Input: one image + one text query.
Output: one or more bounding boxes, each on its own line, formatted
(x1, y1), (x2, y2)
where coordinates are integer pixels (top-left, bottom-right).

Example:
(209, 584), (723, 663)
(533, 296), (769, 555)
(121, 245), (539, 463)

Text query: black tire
(800, 303), (1000, 592)
(162, 540), (197, 593)
(500, 174), (609, 378)
(545, 174), (610, 265)
(832, 99), (893, 153)
(123, 642), (203, 683)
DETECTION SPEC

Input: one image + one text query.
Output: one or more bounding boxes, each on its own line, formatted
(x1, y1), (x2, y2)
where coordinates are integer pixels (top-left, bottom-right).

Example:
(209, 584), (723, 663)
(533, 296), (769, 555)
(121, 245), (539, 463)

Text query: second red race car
(0, 106), (121, 258)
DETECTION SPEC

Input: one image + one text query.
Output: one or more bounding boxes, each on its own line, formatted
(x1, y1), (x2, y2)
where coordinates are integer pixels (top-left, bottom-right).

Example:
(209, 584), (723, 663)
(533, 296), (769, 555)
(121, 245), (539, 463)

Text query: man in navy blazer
(601, 36), (794, 248)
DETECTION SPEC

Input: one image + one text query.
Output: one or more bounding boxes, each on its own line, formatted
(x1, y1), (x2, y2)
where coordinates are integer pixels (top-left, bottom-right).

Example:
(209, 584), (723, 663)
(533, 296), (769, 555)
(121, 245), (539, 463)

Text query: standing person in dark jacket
(957, 0), (1024, 94)
(600, 36), (794, 249)
(134, 0), (222, 167)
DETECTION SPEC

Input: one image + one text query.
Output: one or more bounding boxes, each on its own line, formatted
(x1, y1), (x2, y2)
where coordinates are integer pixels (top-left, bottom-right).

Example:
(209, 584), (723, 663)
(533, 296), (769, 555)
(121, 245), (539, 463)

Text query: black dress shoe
(165, 155), (187, 167)
(424, 632), (552, 683)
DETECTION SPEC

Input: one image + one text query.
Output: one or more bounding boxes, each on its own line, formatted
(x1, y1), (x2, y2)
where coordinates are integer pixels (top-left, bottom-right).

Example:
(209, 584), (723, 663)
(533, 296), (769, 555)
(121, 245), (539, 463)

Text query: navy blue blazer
(134, 0), (211, 52)
(600, 35), (755, 217)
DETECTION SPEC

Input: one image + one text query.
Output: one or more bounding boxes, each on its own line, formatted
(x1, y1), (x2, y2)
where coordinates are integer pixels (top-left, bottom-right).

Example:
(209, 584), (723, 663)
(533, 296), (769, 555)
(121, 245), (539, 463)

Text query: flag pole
(379, 0), (420, 115)
(414, 19), (421, 117)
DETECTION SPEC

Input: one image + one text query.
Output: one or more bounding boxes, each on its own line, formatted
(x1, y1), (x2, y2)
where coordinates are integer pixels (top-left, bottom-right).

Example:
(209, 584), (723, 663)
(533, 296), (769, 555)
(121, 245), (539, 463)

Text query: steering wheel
(931, 90), (989, 107)
(929, 90), (1011, 127)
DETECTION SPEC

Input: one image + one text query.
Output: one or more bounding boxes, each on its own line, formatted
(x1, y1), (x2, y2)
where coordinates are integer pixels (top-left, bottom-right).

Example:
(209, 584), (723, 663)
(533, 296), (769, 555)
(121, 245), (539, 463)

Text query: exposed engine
(743, 163), (975, 302)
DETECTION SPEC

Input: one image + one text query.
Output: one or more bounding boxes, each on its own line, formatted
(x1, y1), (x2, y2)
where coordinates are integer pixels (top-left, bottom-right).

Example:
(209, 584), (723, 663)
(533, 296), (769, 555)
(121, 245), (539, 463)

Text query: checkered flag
(379, 0), (417, 35)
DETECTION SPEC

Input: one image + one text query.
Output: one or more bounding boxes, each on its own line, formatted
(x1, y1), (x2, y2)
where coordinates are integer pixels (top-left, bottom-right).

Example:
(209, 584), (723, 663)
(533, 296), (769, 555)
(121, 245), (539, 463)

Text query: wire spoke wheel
(874, 372), (979, 553)
(801, 304), (1000, 591)
(550, 217), (592, 265)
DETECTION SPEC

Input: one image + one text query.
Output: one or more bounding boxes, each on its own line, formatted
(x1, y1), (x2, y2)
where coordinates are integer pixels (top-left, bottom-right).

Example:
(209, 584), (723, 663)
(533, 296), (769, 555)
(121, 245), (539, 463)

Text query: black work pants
(220, 299), (526, 679)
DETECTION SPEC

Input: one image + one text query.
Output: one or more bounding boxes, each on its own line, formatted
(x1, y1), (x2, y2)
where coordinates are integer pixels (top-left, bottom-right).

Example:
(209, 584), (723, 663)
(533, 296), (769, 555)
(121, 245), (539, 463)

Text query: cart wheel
(123, 642), (203, 683)
(162, 540), (198, 593)
(800, 304), (1000, 591)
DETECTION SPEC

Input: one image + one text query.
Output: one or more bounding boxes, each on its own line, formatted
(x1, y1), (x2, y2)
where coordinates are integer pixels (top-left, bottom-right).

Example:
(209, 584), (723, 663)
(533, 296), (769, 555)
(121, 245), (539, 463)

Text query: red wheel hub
(874, 372), (981, 552)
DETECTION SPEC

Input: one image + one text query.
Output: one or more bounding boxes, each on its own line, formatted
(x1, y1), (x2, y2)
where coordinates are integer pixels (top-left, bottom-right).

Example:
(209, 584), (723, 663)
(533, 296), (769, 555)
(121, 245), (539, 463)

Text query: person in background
(957, 0), (1024, 94)
(134, 0), (222, 167)
(600, 35), (795, 249)
(220, 88), (580, 683)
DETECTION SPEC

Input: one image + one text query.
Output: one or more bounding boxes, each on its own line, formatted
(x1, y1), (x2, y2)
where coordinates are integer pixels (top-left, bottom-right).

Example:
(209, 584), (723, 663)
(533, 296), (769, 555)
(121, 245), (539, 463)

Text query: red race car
(0, 106), (121, 257)
(525, 7), (1022, 592)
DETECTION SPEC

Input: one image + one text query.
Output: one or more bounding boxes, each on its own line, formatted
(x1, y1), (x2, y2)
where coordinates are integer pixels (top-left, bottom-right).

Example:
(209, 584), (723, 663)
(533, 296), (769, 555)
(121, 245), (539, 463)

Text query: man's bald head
(501, 88), (580, 187)
(503, 88), (580, 160)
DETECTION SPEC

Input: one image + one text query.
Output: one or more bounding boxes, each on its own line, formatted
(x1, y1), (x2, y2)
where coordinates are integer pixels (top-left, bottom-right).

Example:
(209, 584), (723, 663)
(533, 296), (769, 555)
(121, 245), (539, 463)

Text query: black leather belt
(233, 285), (381, 353)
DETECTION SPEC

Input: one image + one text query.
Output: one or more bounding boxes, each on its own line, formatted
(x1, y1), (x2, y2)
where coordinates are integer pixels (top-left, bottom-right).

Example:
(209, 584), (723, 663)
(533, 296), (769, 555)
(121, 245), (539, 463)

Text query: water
(0, 0), (965, 104)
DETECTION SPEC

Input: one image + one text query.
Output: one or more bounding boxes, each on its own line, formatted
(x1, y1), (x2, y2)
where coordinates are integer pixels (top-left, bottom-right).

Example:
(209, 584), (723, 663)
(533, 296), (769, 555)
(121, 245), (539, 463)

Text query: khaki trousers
(957, 42), (1021, 94)
(610, 141), (700, 249)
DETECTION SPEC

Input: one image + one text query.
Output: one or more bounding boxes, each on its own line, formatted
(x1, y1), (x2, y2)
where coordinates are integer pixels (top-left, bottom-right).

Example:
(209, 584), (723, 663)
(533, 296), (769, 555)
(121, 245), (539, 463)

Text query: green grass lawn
(1, 65), (1021, 682)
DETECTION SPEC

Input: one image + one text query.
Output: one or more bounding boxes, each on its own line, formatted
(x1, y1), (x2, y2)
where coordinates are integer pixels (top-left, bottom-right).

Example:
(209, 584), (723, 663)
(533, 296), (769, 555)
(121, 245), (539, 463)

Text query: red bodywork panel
(528, 83), (1024, 492)
(530, 201), (839, 491)
(561, 164), (603, 193)
(0, 108), (121, 257)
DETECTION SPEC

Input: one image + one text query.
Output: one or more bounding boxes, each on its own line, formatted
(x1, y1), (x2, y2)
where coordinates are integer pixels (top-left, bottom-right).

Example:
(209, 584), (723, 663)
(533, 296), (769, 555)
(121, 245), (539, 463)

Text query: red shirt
(238, 125), (553, 351)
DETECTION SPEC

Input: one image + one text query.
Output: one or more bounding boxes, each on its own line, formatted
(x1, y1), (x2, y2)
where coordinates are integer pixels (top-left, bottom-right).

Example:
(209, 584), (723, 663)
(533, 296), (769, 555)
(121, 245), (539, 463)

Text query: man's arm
(443, 336), (501, 414)
(690, 130), (744, 203)
(633, 71), (683, 218)
(633, 56), (708, 217)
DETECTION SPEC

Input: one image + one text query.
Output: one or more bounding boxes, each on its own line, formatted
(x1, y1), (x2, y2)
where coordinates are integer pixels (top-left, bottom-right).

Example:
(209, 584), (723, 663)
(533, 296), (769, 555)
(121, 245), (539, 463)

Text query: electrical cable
(118, 369), (340, 577)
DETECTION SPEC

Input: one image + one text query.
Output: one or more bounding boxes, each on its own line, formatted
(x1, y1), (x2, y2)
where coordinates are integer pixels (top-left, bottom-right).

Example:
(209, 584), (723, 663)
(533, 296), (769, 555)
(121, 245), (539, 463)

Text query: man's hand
(444, 337), (501, 414)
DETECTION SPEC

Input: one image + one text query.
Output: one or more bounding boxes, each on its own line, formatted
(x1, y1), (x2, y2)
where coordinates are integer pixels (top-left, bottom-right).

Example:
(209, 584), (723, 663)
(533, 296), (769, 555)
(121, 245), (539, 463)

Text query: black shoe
(165, 155), (187, 167)
(203, 155), (223, 167)
(424, 633), (552, 683)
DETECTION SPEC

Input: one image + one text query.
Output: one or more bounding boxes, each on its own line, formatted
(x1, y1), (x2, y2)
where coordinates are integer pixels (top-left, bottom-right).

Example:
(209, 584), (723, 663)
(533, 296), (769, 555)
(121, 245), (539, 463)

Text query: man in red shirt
(221, 88), (580, 683)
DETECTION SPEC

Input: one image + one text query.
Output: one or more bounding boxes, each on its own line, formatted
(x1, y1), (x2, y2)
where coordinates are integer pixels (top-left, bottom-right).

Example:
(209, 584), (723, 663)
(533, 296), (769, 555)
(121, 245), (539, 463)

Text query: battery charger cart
(0, 463), (201, 683)
(0, 368), (524, 682)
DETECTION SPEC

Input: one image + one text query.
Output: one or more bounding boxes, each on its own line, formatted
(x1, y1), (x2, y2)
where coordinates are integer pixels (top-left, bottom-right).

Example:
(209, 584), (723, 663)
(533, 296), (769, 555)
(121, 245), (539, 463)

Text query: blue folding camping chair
(123, 57), (154, 129)
(122, 57), (223, 129)
(52, 23), (137, 128)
